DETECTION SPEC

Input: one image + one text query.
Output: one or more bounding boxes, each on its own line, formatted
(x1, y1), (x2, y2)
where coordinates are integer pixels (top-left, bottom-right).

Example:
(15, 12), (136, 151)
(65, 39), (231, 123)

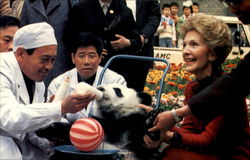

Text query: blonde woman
(145, 14), (249, 160)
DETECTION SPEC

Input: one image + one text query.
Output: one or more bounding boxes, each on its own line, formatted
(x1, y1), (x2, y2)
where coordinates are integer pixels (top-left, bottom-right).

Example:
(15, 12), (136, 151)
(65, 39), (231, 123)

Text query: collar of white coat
(69, 66), (104, 89)
(9, 52), (44, 104)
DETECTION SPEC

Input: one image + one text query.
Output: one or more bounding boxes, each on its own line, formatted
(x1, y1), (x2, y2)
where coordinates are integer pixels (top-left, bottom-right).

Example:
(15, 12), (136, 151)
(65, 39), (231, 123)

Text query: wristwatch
(171, 109), (183, 123)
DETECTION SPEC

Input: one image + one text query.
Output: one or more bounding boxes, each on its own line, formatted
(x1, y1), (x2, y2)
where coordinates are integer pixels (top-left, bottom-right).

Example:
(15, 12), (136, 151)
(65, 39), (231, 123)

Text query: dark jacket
(67, 0), (142, 65)
(121, 0), (160, 59)
(120, 0), (160, 91)
(134, 0), (161, 57)
(188, 52), (250, 119)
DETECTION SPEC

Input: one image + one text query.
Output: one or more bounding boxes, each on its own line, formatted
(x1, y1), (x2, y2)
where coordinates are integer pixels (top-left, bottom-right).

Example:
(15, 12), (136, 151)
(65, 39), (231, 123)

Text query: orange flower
(162, 64), (167, 69)
(167, 81), (177, 86)
(172, 72), (178, 76)
(144, 86), (150, 91)
(178, 63), (183, 67)
(156, 64), (167, 70)
(170, 76), (178, 80)
(169, 91), (178, 96)
(178, 84), (185, 90)
(185, 72), (193, 76)
(148, 80), (156, 84)
(183, 75), (190, 81)
(225, 63), (236, 68)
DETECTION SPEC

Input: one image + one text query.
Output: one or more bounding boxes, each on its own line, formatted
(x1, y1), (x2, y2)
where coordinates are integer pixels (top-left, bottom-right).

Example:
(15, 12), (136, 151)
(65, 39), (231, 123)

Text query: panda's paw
(146, 130), (161, 141)
(146, 109), (164, 127)
(145, 109), (164, 141)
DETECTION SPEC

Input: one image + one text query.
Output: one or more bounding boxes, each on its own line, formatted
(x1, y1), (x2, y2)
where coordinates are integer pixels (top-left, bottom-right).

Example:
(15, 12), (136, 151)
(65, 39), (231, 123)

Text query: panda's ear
(137, 92), (152, 106)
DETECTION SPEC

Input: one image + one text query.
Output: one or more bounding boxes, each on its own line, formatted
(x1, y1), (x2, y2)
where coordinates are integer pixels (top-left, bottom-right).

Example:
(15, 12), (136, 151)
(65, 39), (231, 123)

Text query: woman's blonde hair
(180, 13), (232, 69)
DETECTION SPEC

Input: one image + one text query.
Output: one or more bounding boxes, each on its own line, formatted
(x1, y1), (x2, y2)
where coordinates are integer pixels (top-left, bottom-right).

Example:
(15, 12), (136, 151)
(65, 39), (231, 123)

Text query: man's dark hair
(0, 16), (20, 29)
(71, 32), (104, 56)
(162, 3), (171, 10)
(25, 48), (36, 55)
(170, 2), (179, 8)
(193, 2), (199, 7)
(183, 5), (193, 13)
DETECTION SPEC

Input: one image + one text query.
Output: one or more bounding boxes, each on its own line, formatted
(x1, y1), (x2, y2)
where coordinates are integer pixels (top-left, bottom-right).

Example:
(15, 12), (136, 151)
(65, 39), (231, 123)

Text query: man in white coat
(0, 23), (95, 160)
(48, 32), (126, 120)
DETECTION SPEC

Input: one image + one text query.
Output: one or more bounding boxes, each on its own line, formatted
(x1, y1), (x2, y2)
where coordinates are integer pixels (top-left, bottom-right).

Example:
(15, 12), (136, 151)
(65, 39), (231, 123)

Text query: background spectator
(170, 2), (179, 24)
(48, 32), (126, 120)
(157, 3), (176, 48)
(0, 15), (20, 52)
(124, 0), (161, 91)
(192, 2), (200, 15)
(66, 0), (142, 91)
(176, 5), (192, 48)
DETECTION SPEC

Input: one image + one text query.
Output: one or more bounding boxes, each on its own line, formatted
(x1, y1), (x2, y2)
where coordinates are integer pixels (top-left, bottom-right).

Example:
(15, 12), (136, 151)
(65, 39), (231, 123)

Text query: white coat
(47, 66), (127, 121)
(0, 52), (62, 160)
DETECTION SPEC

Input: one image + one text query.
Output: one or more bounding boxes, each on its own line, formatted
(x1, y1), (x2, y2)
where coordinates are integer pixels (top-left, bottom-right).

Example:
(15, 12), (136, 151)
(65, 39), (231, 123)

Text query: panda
(92, 84), (162, 160)
(36, 83), (163, 160)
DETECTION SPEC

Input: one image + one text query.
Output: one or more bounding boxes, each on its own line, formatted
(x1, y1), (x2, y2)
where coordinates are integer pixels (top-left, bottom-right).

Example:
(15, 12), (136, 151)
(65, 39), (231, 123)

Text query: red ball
(70, 118), (104, 152)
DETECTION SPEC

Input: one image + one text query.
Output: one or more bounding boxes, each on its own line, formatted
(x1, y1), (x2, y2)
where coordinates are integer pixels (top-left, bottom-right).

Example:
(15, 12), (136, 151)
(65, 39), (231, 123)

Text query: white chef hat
(13, 22), (57, 52)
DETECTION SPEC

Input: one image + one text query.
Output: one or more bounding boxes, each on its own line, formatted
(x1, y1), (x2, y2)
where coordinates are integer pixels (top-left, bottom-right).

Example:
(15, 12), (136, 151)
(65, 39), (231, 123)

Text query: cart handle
(97, 55), (170, 109)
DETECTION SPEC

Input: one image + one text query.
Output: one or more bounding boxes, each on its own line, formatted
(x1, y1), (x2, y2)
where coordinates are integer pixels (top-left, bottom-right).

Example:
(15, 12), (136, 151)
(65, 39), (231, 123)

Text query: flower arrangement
(144, 63), (195, 110)
(221, 57), (241, 73)
(144, 57), (250, 112)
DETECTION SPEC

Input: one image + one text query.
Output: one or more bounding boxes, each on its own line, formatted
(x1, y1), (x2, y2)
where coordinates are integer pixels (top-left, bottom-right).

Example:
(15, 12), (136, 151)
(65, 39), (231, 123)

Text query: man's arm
(0, 80), (61, 137)
(139, 0), (161, 41)
(0, 72), (94, 138)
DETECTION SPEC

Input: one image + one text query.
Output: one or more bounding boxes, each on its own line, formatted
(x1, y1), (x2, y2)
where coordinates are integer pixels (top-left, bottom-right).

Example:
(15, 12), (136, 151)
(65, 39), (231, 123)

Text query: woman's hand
(148, 105), (191, 133)
(148, 111), (176, 132)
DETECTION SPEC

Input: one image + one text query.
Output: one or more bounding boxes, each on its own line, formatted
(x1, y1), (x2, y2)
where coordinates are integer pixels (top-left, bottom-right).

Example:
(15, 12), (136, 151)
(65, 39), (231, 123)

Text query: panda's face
(96, 84), (142, 119)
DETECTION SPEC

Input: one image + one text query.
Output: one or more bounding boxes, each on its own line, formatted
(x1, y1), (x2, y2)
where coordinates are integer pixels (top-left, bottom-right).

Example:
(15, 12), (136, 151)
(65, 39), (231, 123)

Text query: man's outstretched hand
(61, 93), (95, 114)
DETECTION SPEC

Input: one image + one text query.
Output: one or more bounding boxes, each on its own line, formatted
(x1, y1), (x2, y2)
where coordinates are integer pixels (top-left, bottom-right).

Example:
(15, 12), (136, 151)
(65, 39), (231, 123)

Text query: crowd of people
(155, 1), (200, 48)
(0, 0), (249, 160)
